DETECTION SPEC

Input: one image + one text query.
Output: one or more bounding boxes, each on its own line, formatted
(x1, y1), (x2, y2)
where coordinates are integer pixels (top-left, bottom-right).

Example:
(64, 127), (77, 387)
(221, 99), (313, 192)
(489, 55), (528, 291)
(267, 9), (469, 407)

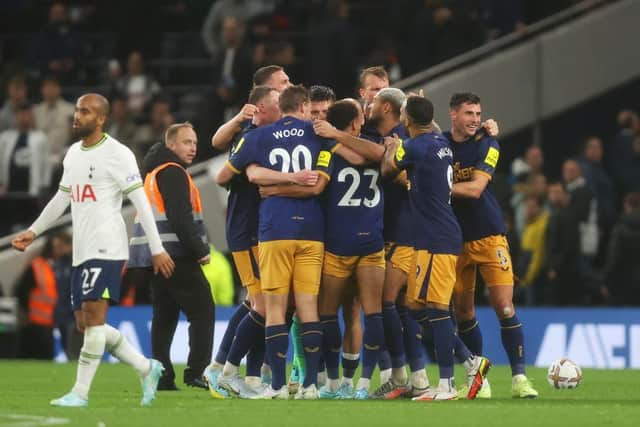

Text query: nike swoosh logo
(304, 346), (320, 353)
(276, 352), (287, 359)
(364, 344), (380, 351)
(82, 289), (93, 295)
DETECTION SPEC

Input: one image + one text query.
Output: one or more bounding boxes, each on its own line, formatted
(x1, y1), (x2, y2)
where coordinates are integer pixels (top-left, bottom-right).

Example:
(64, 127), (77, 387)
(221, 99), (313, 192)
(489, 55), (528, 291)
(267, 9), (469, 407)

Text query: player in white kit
(11, 93), (175, 407)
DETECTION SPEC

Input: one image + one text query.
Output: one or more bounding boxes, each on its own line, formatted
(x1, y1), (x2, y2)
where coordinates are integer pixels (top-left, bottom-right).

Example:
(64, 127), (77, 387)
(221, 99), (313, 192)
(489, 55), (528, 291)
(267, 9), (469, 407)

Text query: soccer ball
(547, 358), (583, 389)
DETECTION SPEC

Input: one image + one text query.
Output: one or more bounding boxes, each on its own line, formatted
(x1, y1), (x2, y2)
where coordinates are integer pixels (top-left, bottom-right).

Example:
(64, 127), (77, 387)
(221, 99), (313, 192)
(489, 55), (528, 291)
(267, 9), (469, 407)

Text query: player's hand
(152, 251), (175, 278)
(383, 136), (398, 148)
(482, 119), (499, 137)
(290, 169), (319, 186)
(198, 254), (211, 265)
(11, 230), (36, 252)
(235, 104), (257, 123)
(313, 119), (338, 139)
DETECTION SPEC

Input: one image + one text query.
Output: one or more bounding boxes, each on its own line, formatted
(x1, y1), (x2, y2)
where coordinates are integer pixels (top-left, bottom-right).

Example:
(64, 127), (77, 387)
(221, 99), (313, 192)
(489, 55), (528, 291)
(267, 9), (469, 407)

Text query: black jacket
(141, 143), (209, 261)
(603, 211), (640, 304)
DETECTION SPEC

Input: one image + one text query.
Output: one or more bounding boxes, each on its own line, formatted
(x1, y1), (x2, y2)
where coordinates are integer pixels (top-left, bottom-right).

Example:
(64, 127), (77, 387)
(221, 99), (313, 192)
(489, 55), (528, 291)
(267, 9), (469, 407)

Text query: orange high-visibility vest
(128, 162), (207, 267)
(28, 257), (58, 327)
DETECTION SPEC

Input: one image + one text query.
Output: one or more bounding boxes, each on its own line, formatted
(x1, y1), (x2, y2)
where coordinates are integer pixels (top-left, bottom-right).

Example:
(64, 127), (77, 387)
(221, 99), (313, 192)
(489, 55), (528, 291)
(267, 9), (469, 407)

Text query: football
(547, 358), (583, 389)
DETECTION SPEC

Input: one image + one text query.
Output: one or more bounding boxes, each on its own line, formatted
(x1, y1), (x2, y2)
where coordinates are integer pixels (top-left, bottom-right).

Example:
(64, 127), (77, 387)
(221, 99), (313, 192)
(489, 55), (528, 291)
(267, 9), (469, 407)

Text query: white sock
(245, 376), (261, 387)
(391, 367), (408, 384)
(72, 325), (106, 400)
(317, 370), (327, 387)
(341, 377), (354, 386)
(356, 378), (370, 391)
(411, 369), (429, 389)
(379, 368), (392, 384)
(210, 361), (224, 370)
(261, 363), (271, 377)
(463, 356), (475, 372)
(438, 377), (454, 392)
(104, 324), (150, 378)
(222, 361), (239, 377)
(328, 378), (340, 392)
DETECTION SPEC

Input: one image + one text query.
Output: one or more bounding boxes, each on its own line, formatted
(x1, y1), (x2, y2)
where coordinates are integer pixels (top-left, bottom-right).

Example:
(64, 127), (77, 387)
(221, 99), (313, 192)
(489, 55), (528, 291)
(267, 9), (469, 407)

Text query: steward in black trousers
(128, 123), (214, 390)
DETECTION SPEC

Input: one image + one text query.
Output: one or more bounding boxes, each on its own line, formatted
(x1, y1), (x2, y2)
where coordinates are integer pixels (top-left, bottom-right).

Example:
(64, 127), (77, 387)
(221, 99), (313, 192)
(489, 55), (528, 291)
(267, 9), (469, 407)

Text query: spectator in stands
(578, 136), (615, 229)
(545, 182), (581, 305)
(0, 102), (50, 233)
(33, 76), (74, 166)
(211, 16), (255, 123)
(201, 0), (275, 59)
(612, 111), (640, 195)
(602, 192), (640, 305)
(305, 0), (357, 97)
(511, 144), (544, 184)
(518, 194), (549, 305)
(30, 2), (79, 83)
(105, 96), (139, 148)
(113, 51), (161, 117)
(0, 76), (29, 132)
(48, 230), (82, 360)
(15, 233), (61, 359)
(133, 97), (174, 162)
(511, 172), (547, 237)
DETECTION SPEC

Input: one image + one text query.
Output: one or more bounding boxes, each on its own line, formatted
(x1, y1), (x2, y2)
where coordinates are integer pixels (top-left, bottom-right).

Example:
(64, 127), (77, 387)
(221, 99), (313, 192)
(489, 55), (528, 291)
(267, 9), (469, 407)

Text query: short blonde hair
(165, 121), (194, 144)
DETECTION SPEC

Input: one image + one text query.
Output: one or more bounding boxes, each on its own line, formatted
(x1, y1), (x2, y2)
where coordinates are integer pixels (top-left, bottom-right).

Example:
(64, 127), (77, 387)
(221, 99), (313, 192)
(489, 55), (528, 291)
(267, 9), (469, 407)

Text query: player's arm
(381, 139), (402, 177)
(452, 137), (499, 200)
(211, 104), (256, 150)
(314, 120), (385, 162)
(245, 164), (319, 186)
(259, 174), (329, 198)
(216, 161), (238, 186)
(12, 187), (70, 251)
(334, 144), (367, 166)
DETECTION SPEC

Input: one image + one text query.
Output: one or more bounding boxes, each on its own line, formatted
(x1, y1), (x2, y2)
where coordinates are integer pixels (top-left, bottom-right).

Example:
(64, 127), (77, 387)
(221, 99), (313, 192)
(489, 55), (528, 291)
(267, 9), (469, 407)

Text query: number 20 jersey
(324, 154), (384, 256)
(228, 116), (334, 243)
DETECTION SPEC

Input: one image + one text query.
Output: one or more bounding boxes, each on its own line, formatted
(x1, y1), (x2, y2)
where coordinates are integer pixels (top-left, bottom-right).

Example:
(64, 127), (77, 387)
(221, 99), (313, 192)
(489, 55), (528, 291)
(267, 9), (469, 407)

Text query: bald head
(73, 93), (110, 140)
(78, 93), (110, 118)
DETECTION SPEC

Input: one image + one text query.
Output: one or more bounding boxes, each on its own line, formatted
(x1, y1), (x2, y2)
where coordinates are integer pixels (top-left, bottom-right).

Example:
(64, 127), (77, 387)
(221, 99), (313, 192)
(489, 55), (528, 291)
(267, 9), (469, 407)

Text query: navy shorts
(70, 259), (126, 310)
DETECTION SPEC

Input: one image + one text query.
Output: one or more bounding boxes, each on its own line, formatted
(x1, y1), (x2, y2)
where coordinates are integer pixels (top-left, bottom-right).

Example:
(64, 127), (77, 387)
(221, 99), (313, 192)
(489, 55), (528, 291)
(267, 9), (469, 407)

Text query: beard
(366, 113), (381, 130)
(72, 123), (96, 139)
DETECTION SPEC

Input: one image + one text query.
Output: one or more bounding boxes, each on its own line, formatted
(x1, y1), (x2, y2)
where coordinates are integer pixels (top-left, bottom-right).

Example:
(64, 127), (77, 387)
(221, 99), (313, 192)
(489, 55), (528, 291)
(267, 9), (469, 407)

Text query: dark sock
(426, 308), (455, 380)
(378, 349), (392, 371)
(214, 301), (250, 364)
(245, 312), (266, 377)
(342, 354), (360, 379)
(500, 315), (525, 375)
(458, 317), (483, 356)
(227, 310), (265, 366)
(398, 305), (424, 372)
(265, 324), (289, 390)
(301, 322), (323, 388)
(320, 315), (341, 380)
(361, 313), (384, 380)
(382, 302), (406, 368)
(412, 309), (436, 363)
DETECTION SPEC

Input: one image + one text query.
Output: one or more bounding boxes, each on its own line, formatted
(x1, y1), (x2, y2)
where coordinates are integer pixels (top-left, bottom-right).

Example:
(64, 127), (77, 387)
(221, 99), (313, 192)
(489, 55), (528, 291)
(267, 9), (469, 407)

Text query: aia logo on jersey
(70, 184), (97, 202)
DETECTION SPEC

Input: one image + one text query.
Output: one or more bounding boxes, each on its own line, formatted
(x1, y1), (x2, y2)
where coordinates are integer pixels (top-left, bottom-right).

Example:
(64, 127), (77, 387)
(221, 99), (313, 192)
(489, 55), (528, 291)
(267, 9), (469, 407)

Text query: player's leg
(375, 245), (411, 397)
(292, 240), (324, 399)
(354, 256), (385, 399)
(252, 241), (295, 399)
(397, 289), (429, 396)
(317, 271), (348, 398)
(453, 252), (483, 356)
(288, 315), (305, 391)
(339, 290), (362, 398)
(480, 236), (537, 398)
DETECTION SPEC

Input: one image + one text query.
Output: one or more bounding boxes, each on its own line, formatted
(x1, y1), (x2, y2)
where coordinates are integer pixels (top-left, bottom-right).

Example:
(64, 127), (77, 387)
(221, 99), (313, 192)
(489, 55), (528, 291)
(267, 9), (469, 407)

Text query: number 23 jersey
(228, 116), (334, 243)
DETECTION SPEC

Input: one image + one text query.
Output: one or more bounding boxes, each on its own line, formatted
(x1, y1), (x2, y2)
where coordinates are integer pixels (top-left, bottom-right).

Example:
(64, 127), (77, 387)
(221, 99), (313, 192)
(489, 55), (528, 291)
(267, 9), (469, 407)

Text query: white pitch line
(0, 414), (70, 427)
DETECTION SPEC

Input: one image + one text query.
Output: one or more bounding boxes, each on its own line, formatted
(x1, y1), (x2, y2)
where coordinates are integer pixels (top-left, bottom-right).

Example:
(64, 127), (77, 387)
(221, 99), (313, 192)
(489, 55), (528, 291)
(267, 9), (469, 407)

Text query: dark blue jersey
(443, 131), (506, 242)
(225, 123), (259, 252)
(393, 132), (462, 254)
(324, 154), (384, 256)
(228, 116), (334, 243)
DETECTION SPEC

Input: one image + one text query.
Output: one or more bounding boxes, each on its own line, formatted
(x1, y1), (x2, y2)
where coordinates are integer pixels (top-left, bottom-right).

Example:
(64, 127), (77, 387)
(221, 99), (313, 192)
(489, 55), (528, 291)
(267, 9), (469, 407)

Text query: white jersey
(59, 133), (143, 266)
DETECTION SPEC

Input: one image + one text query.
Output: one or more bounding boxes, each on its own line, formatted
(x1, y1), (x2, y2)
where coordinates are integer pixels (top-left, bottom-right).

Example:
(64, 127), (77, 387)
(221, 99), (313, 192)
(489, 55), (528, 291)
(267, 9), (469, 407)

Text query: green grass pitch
(0, 362), (638, 427)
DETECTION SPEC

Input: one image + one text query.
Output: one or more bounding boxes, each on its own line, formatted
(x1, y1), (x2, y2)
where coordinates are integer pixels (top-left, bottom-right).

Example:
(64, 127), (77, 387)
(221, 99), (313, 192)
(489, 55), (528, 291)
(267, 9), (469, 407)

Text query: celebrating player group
(11, 64), (538, 406)
(206, 65), (538, 401)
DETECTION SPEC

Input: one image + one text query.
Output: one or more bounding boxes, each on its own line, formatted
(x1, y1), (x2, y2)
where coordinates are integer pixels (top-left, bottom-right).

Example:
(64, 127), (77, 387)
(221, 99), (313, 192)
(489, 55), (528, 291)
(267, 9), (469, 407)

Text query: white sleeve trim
(127, 186), (165, 256)
(29, 190), (70, 236)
